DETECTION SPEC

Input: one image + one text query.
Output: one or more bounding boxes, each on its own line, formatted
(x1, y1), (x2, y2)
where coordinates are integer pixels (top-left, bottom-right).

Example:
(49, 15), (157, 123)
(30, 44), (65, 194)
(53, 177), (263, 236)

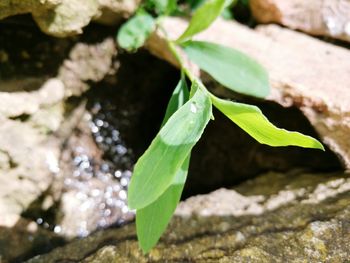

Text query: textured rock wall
(27, 171), (350, 262)
(0, 0), (140, 37)
(0, 22), (117, 243)
(250, 0), (350, 43)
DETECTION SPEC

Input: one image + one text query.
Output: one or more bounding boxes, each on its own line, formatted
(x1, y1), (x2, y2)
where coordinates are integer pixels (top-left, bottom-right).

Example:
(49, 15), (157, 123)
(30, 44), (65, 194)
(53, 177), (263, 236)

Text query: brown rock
(146, 17), (350, 169)
(0, 0), (140, 37)
(250, 0), (350, 43)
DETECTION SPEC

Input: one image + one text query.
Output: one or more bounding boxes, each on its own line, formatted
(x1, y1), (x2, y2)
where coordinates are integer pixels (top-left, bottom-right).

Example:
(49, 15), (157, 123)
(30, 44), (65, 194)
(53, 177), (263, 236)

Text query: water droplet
(122, 205), (129, 213)
(116, 145), (127, 155)
(103, 209), (111, 217)
(54, 225), (62, 234)
(96, 119), (104, 127)
(101, 163), (109, 172)
(190, 103), (197, 113)
(91, 189), (101, 197)
(106, 198), (114, 206)
(119, 190), (127, 200)
(91, 125), (99, 134)
(79, 161), (90, 170)
(113, 184), (121, 192)
(120, 177), (129, 187)
(114, 170), (122, 178)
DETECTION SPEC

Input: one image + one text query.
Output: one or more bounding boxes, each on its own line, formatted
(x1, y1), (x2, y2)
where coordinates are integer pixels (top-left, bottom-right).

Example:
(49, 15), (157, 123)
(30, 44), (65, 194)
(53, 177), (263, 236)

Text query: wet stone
(54, 51), (179, 239)
(57, 102), (136, 238)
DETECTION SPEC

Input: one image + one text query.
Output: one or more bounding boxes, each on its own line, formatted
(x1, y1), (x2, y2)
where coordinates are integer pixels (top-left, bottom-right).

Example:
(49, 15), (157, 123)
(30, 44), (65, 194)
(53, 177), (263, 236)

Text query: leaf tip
(314, 140), (325, 151)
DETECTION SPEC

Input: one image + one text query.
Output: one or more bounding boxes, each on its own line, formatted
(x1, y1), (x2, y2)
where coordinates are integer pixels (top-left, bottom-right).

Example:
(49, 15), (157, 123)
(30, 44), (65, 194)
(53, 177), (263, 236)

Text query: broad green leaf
(211, 95), (324, 150)
(137, 156), (190, 253)
(117, 12), (155, 51)
(128, 87), (212, 209)
(182, 40), (270, 98)
(176, 0), (226, 43)
(136, 76), (190, 253)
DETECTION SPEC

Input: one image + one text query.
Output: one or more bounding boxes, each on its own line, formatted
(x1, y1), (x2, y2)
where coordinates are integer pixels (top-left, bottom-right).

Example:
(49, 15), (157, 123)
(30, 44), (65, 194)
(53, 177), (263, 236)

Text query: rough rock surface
(0, 0), (140, 37)
(250, 0), (350, 43)
(146, 17), (350, 169)
(0, 218), (64, 263)
(27, 171), (350, 262)
(0, 23), (118, 261)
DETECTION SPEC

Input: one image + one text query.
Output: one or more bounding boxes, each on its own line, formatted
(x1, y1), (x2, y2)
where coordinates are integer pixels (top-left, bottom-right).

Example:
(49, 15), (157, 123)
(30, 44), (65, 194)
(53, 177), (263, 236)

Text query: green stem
(162, 29), (211, 97)
(167, 40), (196, 83)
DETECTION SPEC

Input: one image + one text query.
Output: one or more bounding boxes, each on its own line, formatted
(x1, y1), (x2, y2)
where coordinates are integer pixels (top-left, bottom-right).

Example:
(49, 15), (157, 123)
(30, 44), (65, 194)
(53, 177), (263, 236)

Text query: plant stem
(165, 35), (213, 98)
(167, 40), (196, 83)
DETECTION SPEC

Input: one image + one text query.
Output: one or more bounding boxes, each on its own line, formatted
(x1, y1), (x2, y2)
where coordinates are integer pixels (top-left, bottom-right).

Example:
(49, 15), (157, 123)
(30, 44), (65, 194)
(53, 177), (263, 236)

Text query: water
(53, 100), (137, 237)
(190, 102), (198, 113)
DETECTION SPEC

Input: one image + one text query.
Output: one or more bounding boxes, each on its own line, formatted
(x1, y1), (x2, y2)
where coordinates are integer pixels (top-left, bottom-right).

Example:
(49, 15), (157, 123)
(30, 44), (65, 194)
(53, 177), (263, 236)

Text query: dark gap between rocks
(59, 49), (343, 206)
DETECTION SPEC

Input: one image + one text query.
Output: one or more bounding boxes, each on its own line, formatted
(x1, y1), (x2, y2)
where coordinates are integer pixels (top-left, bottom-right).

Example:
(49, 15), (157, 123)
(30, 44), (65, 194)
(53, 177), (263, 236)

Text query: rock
(0, 117), (59, 219)
(0, 0), (140, 37)
(0, 217), (64, 263)
(146, 17), (350, 169)
(250, 0), (350, 43)
(0, 22), (119, 261)
(55, 51), (180, 239)
(0, 78), (64, 118)
(58, 37), (117, 97)
(26, 171), (350, 262)
(95, 0), (141, 26)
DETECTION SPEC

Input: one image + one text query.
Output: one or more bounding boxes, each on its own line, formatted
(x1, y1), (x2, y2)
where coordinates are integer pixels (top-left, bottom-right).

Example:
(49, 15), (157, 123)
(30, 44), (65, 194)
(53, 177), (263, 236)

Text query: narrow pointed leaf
(117, 12), (155, 51)
(211, 95), (324, 149)
(162, 76), (189, 126)
(137, 156), (190, 253)
(128, 87), (212, 209)
(136, 77), (190, 253)
(176, 0), (226, 43)
(182, 41), (269, 98)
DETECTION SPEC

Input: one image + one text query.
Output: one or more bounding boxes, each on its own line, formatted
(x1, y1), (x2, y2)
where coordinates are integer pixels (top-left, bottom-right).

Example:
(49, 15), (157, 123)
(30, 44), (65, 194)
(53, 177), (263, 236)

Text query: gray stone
(26, 171), (350, 262)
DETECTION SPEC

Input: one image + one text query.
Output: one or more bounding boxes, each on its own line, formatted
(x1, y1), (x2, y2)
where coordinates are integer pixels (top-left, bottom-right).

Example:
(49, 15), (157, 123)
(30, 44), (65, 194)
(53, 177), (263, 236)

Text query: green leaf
(136, 76), (190, 253)
(177, 0), (226, 43)
(151, 0), (177, 15)
(137, 156), (190, 253)
(162, 75), (189, 126)
(211, 95), (324, 150)
(117, 12), (155, 51)
(182, 40), (270, 98)
(128, 87), (212, 209)
(186, 0), (207, 9)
